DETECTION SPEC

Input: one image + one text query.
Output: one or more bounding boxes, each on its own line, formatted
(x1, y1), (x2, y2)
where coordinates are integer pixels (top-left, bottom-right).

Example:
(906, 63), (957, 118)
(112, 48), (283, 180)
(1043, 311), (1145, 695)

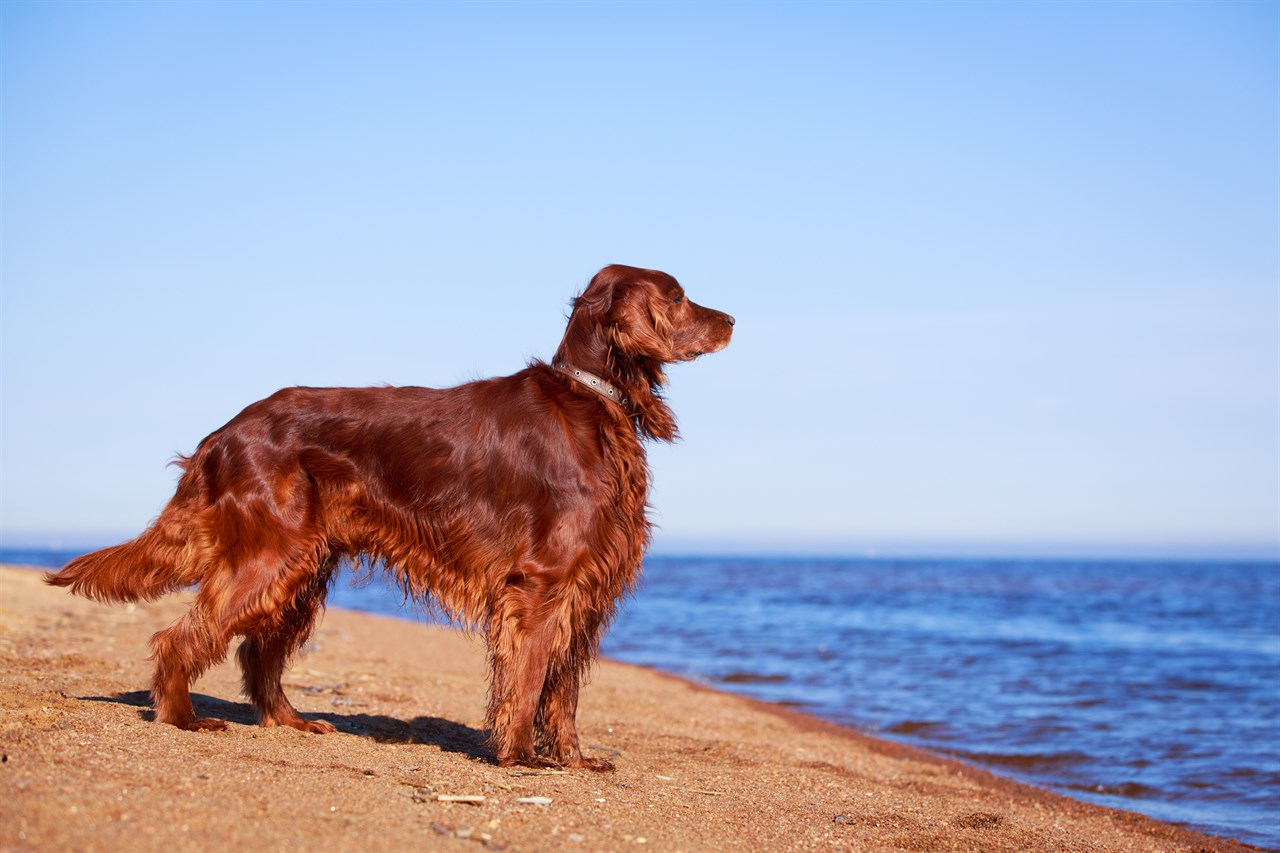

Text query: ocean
(7, 550), (1278, 848)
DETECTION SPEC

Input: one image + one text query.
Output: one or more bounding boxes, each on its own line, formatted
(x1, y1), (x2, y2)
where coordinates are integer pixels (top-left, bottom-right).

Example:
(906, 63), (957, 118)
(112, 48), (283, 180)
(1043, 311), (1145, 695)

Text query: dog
(46, 264), (733, 769)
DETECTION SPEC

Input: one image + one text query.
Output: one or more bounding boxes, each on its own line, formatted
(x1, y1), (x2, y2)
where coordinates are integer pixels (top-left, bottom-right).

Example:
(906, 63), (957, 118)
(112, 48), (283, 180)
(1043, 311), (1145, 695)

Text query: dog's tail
(45, 459), (209, 603)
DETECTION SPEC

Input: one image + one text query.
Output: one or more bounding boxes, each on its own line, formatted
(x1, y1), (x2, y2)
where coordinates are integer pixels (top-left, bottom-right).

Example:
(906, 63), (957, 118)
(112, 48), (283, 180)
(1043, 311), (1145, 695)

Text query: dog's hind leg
(149, 521), (328, 733)
(149, 601), (234, 731)
(236, 557), (337, 734)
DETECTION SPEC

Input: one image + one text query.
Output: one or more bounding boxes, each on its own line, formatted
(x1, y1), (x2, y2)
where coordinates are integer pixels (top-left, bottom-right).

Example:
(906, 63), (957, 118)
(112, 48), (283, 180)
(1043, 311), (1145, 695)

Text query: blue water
(8, 550), (1278, 848)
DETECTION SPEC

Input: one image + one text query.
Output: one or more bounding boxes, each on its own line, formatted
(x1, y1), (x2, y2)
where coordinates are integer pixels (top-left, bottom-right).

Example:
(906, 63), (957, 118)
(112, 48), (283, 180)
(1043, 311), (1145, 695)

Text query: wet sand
(0, 564), (1261, 852)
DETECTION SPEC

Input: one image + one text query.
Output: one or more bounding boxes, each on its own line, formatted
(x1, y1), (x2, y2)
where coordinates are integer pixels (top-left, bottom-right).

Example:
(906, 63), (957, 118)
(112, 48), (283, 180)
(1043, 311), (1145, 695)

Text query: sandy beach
(0, 563), (1261, 852)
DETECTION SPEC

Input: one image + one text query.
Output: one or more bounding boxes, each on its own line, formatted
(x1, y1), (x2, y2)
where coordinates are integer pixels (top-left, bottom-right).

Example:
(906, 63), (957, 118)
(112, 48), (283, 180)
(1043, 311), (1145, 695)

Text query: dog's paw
(299, 719), (337, 734)
(189, 717), (229, 732)
(263, 714), (337, 734)
(498, 753), (559, 769)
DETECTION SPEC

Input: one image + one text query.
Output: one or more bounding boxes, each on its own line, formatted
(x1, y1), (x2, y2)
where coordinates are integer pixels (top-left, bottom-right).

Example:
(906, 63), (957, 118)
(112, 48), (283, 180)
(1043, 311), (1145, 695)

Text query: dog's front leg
(535, 614), (614, 772)
(484, 583), (557, 767)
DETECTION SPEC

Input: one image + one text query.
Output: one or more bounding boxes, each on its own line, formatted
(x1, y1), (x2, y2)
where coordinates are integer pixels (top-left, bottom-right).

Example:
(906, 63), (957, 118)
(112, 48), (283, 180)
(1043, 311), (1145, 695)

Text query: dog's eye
(673, 295), (684, 305)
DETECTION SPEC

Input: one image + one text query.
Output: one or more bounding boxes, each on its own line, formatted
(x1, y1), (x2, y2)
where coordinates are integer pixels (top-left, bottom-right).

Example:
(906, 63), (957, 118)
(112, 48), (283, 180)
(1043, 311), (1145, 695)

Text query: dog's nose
(724, 314), (736, 327)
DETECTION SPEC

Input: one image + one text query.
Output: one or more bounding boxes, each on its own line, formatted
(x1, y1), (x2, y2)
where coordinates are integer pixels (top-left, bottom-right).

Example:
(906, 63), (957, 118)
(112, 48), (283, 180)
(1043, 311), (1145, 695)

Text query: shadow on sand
(79, 690), (491, 762)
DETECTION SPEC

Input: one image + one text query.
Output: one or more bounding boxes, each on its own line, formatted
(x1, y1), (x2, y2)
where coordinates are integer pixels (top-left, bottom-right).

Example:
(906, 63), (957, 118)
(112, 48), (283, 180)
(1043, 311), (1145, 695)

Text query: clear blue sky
(2, 1), (1276, 558)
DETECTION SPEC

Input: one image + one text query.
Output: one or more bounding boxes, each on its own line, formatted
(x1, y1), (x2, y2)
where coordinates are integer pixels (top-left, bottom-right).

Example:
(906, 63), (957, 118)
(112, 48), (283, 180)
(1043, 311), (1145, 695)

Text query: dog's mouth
(677, 325), (733, 361)
(677, 339), (730, 361)
(669, 309), (733, 362)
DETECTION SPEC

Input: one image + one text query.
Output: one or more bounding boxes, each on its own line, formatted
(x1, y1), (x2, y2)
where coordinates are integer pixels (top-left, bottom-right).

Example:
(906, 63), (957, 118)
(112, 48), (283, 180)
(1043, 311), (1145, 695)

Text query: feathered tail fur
(45, 463), (207, 603)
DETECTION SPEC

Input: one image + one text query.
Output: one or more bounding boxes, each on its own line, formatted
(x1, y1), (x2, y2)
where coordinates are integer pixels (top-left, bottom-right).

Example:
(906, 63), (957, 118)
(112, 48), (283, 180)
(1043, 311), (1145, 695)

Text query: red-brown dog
(47, 264), (733, 770)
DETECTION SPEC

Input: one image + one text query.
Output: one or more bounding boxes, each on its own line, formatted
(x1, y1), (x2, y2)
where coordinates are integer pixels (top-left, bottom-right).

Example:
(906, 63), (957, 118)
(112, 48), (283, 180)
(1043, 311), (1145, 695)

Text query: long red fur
(46, 264), (733, 770)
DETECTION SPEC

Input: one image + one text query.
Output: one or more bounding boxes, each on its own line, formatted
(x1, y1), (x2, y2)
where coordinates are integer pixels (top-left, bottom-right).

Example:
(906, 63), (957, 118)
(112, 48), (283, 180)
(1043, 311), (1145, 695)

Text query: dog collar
(554, 363), (627, 408)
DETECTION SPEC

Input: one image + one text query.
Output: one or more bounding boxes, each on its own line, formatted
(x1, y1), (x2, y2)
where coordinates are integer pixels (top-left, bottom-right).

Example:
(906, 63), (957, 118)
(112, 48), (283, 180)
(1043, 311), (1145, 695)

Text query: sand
(0, 564), (1261, 852)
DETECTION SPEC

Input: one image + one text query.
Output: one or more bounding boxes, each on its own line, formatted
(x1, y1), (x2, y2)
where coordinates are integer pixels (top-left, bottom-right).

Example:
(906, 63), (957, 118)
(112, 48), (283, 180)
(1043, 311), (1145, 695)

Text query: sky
(1, 0), (1276, 559)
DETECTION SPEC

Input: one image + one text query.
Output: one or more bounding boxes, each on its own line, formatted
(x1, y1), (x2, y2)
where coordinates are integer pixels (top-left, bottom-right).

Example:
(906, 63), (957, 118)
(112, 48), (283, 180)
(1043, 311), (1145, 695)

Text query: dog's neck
(553, 363), (627, 408)
(553, 321), (678, 442)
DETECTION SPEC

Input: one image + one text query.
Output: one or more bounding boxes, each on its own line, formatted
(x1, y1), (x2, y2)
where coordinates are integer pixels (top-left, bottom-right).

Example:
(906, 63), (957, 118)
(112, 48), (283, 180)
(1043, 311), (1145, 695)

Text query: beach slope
(0, 565), (1257, 852)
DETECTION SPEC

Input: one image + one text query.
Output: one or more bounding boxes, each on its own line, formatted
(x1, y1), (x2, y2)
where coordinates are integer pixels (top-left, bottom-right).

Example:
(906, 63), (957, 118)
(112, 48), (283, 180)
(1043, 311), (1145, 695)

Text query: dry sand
(0, 564), (1261, 852)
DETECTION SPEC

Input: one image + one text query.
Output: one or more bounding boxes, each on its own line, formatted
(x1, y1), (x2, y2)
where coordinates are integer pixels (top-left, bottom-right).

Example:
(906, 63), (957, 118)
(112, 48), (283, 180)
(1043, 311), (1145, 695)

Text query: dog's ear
(609, 278), (676, 361)
(610, 301), (673, 360)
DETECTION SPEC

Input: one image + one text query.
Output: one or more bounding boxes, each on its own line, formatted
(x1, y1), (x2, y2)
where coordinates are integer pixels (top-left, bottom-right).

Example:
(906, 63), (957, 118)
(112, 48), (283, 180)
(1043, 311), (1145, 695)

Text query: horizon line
(2, 531), (1276, 564)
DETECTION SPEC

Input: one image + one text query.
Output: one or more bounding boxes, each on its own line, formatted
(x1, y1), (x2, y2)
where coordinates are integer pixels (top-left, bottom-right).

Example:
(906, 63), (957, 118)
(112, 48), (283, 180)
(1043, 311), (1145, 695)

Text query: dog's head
(555, 265), (733, 441)
(572, 264), (734, 364)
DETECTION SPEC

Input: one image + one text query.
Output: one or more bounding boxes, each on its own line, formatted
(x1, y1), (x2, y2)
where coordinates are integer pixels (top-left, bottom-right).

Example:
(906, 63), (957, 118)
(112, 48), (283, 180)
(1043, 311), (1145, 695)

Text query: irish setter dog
(47, 264), (733, 770)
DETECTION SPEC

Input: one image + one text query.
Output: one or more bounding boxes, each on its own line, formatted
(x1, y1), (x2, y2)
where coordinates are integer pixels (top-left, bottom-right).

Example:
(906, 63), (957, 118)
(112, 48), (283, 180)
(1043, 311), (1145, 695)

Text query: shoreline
(0, 564), (1264, 852)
